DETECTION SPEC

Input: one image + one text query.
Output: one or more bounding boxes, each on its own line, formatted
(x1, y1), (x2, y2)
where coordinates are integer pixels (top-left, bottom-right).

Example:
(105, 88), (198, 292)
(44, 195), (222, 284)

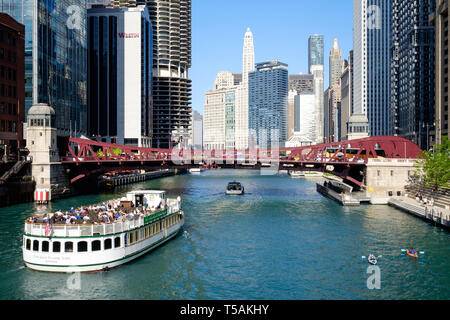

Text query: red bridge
(61, 136), (422, 188)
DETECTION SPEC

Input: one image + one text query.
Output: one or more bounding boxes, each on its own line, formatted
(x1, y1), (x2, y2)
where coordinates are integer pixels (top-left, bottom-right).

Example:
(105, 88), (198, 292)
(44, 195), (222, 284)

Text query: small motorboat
(226, 182), (244, 195)
(407, 250), (419, 259)
(368, 255), (377, 265)
(289, 171), (305, 178)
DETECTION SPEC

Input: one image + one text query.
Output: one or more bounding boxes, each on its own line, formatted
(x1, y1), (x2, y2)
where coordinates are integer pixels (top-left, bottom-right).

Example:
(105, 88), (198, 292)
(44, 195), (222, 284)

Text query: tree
(415, 136), (450, 188)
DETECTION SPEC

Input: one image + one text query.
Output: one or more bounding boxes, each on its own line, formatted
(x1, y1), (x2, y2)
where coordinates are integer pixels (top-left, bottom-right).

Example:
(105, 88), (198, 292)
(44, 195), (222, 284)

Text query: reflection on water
(1, 170), (450, 300)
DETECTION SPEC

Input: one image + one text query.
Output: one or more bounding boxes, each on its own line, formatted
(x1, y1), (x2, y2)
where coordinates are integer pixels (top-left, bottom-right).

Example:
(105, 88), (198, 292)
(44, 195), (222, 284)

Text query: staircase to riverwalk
(0, 159), (30, 185)
(404, 184), (450, 209)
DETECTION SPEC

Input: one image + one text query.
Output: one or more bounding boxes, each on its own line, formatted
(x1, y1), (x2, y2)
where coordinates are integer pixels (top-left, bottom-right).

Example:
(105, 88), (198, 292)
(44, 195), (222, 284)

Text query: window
(42, 241), (49, 252)
(129, 232), (134, 244)
(26, 239), (31, 250)
(53, 242), (61, 252)
(114, 237), (121, 248)
(104, 239), (112, 250)
(65, 242), (73, 252)
(92, 240), (101, 251)
(78, 241), (88, 252)
(33, 240), (39, 251)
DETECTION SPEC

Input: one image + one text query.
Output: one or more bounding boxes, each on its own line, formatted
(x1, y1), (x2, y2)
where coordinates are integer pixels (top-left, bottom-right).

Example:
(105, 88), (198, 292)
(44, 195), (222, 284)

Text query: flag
(45, 222), (53, 237)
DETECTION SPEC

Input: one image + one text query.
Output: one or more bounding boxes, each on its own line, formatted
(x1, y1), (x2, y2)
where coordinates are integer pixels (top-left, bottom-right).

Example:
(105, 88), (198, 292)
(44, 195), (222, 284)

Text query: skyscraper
(391, 0), (436, 150)
(353, 0), (392, 137)
(308, 34), (324, 73)
(87, 5), (153, 147)
(2, 0), (88, 145)
(340, 51), (354, 141)
(311, 65), (324, 144)
(431, 0), (450, 145)
(235, 27), (255, 150)
(249, 60), (288, 147)
(127, 0), (192, 149)
(329, 39), (343, 87)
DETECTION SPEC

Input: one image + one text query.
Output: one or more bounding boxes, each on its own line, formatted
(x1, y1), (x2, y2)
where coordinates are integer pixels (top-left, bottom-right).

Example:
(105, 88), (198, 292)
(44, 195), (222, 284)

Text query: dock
(316, 183), (361, 206)
(100, 169), (176, 189)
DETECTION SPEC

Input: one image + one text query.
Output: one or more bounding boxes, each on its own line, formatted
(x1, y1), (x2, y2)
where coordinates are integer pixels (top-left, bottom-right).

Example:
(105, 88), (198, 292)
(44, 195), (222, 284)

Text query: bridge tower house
(26, 104), (70, 201)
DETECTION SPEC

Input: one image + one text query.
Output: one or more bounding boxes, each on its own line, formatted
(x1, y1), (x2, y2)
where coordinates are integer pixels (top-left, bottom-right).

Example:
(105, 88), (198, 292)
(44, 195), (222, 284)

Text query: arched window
(26, 239), (31, 250)
(33, 240), (39, 251)
(114, 237), (121, 248)
(42, 241), (49, 252)
(92, 240), (101, 251)
(78, 241), (88, 252)
(65, 242), (73, 252)
(53, 241), (61, 252)
(104, 239), (112, 250)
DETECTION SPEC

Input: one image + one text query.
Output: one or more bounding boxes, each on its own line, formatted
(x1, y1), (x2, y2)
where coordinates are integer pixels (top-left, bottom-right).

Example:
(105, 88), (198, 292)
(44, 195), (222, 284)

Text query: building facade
(308, 34), (324, 73)
(191, 109), (203, 150)
(430, 0), (449, 145)
(353, 0), (391, 137)
(340, 52), (354, 141)
(391, 0), (436, 150)
(248, 60), (288, 148)
(311, 64), (324, 144)
(2, 0), (88, 149)
(87, 5), (153, 147)
(0, 13), (24, 160)
(329, 38), (343, 87)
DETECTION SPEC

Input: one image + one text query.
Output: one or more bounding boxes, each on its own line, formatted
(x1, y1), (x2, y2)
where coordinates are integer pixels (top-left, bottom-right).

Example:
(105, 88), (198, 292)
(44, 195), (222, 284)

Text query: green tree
(415, 136), (450, 188)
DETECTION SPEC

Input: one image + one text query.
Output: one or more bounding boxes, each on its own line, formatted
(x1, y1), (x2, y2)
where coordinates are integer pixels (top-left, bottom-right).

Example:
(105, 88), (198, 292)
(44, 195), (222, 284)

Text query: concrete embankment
(100, 169), (178, 189)
(389, 198), (450, 230)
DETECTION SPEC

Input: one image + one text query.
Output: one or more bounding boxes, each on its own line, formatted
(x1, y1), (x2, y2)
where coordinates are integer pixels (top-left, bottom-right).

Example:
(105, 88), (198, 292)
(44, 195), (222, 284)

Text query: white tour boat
(23, 190), (184, 273)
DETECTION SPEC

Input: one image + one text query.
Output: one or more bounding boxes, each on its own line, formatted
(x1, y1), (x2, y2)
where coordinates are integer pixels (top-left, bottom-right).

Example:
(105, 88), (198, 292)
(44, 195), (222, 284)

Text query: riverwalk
(389, 196), (450, 230)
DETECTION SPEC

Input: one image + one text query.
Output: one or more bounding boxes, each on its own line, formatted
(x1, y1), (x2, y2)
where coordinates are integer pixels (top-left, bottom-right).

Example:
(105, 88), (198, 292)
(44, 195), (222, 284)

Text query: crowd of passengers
(26, 199), (165, 225)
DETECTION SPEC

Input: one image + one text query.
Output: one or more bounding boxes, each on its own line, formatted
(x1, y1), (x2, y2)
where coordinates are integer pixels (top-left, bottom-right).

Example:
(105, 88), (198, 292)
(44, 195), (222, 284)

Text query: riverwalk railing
(24, 202), (181, 238)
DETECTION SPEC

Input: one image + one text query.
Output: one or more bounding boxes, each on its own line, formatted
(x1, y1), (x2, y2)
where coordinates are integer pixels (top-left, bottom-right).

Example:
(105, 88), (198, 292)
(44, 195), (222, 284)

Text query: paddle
(401, 249), (425, 255)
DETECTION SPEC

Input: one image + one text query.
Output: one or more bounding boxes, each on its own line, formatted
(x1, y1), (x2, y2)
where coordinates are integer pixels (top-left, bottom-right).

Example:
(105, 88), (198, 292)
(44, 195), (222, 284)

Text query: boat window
(129, 232), (134, 244)
(124, 234), (128, 246)
(104, 239), (112, 250)
(92, 240), (101, 251)
(65, 242), (73, 253)
(135, 231), (139, 242)
(42, 241), (49, 252)
(33, 240), (39, 251)
(114, 237), (121, 248)
(78, 241), (88, 252)
(26, 239), (31, 250)
(53, 241), (61, 252)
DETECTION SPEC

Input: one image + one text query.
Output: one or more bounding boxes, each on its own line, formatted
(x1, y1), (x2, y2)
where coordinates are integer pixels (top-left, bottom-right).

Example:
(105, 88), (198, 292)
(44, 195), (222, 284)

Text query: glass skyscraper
(308, 34), (324, 72)
(1, 0), (87, 142)
(249, 60), (288, 147)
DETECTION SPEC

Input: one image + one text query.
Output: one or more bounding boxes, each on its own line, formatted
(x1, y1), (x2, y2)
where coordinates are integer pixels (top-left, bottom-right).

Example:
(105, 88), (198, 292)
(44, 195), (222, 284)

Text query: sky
(190, 0), (354, 115)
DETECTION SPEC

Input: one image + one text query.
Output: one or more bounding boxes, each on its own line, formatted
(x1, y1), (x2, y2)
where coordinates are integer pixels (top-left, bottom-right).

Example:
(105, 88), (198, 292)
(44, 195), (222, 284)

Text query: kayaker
(369, 254), (376, 262)
(410, 248), (416, 255)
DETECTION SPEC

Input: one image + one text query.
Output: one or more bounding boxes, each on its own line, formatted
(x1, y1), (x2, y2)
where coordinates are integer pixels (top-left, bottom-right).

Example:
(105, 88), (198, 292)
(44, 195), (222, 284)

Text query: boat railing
(24, 203), (181, 237)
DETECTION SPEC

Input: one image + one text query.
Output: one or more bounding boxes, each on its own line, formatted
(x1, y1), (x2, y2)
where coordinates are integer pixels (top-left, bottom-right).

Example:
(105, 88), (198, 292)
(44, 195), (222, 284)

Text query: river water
(1, 170), (450, 300)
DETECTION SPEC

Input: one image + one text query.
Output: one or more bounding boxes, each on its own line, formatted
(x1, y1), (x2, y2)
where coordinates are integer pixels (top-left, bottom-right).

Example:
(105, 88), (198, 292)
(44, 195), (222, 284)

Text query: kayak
(368, 256), (377, 265)
(407, 250), (419, 259)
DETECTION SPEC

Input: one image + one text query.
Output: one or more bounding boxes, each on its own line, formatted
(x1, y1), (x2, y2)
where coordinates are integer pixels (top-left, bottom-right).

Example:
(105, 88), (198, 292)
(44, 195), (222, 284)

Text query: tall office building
(0, 13), (25, 158)
(354, 0), (392, 137)
(329, 38), (343, 87)
(2, 0), (88, 147)
(248, 60), (288, 147)
(203, 71), (238, 150)
(431, 0), (450, 145)
(340, 52), (354, 141)
(191, 109), (203, 150)
(118, 0), (192, 149)
(308, 34), (324, 73)
(391, 0), (436, 150)
(288, 74), (314, 93)
(235, 27), (254, 150)
(87, 5), (153, 147)
(311, 65), (324, 144)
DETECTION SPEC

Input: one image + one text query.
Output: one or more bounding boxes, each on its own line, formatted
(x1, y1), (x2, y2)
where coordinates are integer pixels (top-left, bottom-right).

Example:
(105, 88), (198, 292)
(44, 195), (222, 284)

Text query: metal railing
(24, 203), (181, 238)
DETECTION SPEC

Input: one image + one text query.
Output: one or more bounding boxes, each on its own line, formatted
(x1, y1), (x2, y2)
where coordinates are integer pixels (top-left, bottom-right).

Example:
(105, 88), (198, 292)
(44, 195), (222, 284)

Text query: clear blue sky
(191, 0), (354, 115)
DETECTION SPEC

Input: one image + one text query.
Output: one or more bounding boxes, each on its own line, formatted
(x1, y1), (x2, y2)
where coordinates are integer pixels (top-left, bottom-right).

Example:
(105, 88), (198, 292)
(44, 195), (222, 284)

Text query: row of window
(24, 214), (182, 254)
(0, 102), (17, 115)
(0, 84), (16, 98)
(0, 65), (17, 81)
(0, 120), (17, 133)
(0, 31), (17, 47)
(0, 48), (17, 63)
(25, 237), (121, 253)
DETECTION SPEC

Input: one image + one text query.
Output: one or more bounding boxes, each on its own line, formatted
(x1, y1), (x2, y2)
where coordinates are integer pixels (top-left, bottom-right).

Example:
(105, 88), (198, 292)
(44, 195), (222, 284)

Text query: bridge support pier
(364, 159), (417, 204)
(26, 104), (71, 202)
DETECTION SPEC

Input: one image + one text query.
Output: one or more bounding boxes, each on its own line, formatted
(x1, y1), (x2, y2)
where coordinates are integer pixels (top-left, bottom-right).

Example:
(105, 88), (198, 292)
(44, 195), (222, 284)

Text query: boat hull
(23, 218), (184, 273)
